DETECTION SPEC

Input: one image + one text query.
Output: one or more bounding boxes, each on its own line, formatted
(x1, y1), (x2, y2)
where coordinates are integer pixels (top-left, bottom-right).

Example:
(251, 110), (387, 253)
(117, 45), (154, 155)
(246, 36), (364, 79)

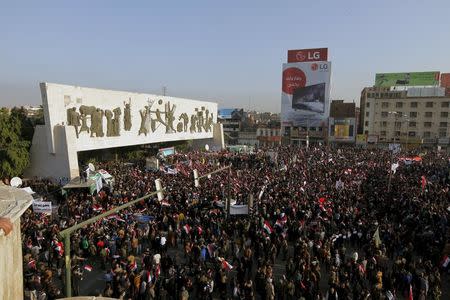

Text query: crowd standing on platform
(19, 146), (450, 300)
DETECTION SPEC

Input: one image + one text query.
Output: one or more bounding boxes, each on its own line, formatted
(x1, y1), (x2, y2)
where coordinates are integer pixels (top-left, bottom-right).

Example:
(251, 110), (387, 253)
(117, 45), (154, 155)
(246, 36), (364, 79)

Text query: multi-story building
(360, 87), (450, 147)
(257, 123), (281, 147)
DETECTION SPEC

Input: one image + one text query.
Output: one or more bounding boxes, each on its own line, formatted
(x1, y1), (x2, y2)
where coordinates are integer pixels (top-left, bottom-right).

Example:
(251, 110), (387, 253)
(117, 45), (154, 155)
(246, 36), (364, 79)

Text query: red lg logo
(311, 63), (318, 71)
(295, 51), (306, 61)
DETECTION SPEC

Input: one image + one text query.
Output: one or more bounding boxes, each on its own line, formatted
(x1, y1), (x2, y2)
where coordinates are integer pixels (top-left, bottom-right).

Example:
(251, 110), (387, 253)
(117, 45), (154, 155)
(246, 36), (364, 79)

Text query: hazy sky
(1, 0), (449, 112)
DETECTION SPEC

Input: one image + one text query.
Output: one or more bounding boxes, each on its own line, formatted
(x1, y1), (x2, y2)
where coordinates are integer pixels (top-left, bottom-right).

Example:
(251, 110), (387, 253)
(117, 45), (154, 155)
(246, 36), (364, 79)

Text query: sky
(1, 0), (450, 112)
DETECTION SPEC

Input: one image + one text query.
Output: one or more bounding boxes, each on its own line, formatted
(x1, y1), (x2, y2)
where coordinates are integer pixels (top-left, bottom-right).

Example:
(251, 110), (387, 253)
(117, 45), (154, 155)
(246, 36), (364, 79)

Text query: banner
(281, 62), (332, 127)
(159, 147), (175, 157)
(32, 201), (52, 214)
(375, 72), (440, 87)
(230, 204), (249, 215)
(287, 48), (328, 63)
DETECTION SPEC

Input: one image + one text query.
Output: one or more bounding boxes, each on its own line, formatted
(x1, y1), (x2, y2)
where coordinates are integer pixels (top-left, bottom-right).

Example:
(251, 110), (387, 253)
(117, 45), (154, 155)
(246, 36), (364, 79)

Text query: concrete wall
(25, 125), (80, 180)
(0, 219), (25, 300)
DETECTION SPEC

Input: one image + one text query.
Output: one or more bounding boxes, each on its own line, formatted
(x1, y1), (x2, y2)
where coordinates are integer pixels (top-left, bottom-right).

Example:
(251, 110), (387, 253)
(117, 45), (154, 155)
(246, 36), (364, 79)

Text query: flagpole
(388, 148), (394, 192)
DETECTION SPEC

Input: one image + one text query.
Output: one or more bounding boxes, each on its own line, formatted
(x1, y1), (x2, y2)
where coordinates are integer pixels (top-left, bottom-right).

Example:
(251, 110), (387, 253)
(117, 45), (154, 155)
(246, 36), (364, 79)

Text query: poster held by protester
(32, 201), (52, 214)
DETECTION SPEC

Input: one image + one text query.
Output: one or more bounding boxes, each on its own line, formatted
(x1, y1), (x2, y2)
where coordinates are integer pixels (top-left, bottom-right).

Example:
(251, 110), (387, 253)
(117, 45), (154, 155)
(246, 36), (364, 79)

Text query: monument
(26, 83), (224, 179)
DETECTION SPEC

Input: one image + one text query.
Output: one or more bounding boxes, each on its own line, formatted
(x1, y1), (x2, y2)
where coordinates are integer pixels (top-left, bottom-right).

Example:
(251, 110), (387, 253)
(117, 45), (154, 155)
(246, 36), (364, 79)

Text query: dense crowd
(19, 146), (450, 300)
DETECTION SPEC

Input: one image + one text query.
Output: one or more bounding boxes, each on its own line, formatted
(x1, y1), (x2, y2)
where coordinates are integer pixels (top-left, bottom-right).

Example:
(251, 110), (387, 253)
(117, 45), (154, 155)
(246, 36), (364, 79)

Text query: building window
(423, 132), (431, 138)
(364, 121), (369, 126)
(426, 102), (434, 108)
(425, 112), (433, 118)
(439, 130), (447, 138)
(440, 122), (448, 127)
(409, 121), (416, 127)
(381, 111), (388, 118)
(365, 112), (369, 117)
(395, 122), (402, 128)
(410, 102), (418, 108)
(395, 131), (401, 136)
(382, 102), (389, 108)
(366, 102), (370, 108)
(364, 130), (368, 135)
(424, 122), (432, 128)
(396, 102), (403, 108)
(381, 121), (387, 127)
(408, 131), (416, 137)
(441, 112), (449, 118)
(380, 131), (386, 136)
(441, 101), (449, 108)
(409, 112), (417, 118)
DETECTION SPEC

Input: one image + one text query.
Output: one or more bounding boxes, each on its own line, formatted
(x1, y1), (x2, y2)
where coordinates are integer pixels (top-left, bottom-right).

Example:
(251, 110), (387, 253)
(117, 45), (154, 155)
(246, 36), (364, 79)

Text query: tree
(0, 109), (30, 179)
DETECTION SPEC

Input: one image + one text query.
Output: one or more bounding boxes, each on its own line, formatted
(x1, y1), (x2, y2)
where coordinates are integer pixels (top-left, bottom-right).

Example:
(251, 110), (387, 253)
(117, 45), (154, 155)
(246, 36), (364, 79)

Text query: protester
(20, 146), (450, 299)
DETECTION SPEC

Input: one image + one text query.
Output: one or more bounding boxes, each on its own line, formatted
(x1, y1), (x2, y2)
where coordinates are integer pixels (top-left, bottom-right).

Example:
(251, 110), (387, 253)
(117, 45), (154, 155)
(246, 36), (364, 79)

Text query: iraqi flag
(129, 260), (138, 272)
(263, 220), (273, 234)
(441, 255), (450, 268)
(197, 226), (203, 235)
(219, 258), (233, 271)
(93, 204), (103, 212)
(27, 259), (36, 269)
(183, 224), (191, 234)
(84, 265), (93, 272)
(107, 215), (125, 222)
(408, 284), (413, 300)
(421, 175), (427, 191)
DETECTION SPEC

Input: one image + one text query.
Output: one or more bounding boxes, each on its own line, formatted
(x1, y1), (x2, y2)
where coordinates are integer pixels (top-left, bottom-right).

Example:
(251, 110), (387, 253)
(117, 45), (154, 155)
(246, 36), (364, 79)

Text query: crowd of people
(19, 145), (450, 299)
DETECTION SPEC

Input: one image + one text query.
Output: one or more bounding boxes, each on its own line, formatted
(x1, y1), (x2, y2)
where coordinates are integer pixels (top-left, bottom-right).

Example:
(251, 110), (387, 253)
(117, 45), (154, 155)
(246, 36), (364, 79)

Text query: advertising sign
(32, 201), (52, 214)
(375, 72), (440, 87)
(328, 118), (355, 142)
(281, 62), (332, 127)
(288, 48), (328, 63)
(356, 134), (367, 143)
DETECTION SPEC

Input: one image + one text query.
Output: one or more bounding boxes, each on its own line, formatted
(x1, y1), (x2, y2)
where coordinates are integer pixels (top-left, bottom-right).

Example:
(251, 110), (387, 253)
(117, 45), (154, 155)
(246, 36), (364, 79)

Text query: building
(360, 86), (450, 147)
(328, 100), (356, 144)
(218, 108), (245, 145)
(257, 123), (281, 147)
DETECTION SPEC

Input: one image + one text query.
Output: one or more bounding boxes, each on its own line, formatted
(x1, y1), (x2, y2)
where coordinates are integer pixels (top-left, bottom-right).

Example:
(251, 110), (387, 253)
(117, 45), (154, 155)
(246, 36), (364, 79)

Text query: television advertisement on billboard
(281, 61), (332, 128)
(375, 72), (440, 87)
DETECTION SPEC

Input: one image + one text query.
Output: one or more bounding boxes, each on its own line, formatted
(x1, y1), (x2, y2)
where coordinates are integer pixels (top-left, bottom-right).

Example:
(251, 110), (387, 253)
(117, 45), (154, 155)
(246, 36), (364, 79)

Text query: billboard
(281, 61), (332, 127)
(328, 117), (355, 142)
(375, 72), (440, 87)
(288, 48), (328, 63)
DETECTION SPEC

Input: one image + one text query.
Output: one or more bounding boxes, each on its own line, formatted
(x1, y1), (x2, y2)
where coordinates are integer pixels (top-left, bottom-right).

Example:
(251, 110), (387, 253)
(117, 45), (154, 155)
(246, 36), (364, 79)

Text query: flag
(84, 265), (93, 272)
(183, 224), (191, 234)
(197, 226), (203, 235)
(373, 227), (381, 248)
(161, 200), (170, 207)
(130, 260), (137, 272)
(107, 215), (125, 222)
(391, 163), (399, 174)
(220, 258), (233, 271)
(27, 259), (36, 269)
(408, 284), (413, 300)
(441, 255), (450, 268)
(421, 175), (427, 190)
(93, 204), (103, 212)
(263, 220), (273, 234)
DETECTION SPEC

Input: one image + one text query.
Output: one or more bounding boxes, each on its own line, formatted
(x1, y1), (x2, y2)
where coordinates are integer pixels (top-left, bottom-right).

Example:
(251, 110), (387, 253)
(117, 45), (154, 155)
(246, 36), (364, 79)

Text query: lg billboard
(281, 61), (332, 128)
(287, 48), (328, 63)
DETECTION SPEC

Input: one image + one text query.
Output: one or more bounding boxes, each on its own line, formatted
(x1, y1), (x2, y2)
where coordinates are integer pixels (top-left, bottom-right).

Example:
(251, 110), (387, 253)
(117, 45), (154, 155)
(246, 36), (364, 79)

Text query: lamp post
(59, 188), (164, 297)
